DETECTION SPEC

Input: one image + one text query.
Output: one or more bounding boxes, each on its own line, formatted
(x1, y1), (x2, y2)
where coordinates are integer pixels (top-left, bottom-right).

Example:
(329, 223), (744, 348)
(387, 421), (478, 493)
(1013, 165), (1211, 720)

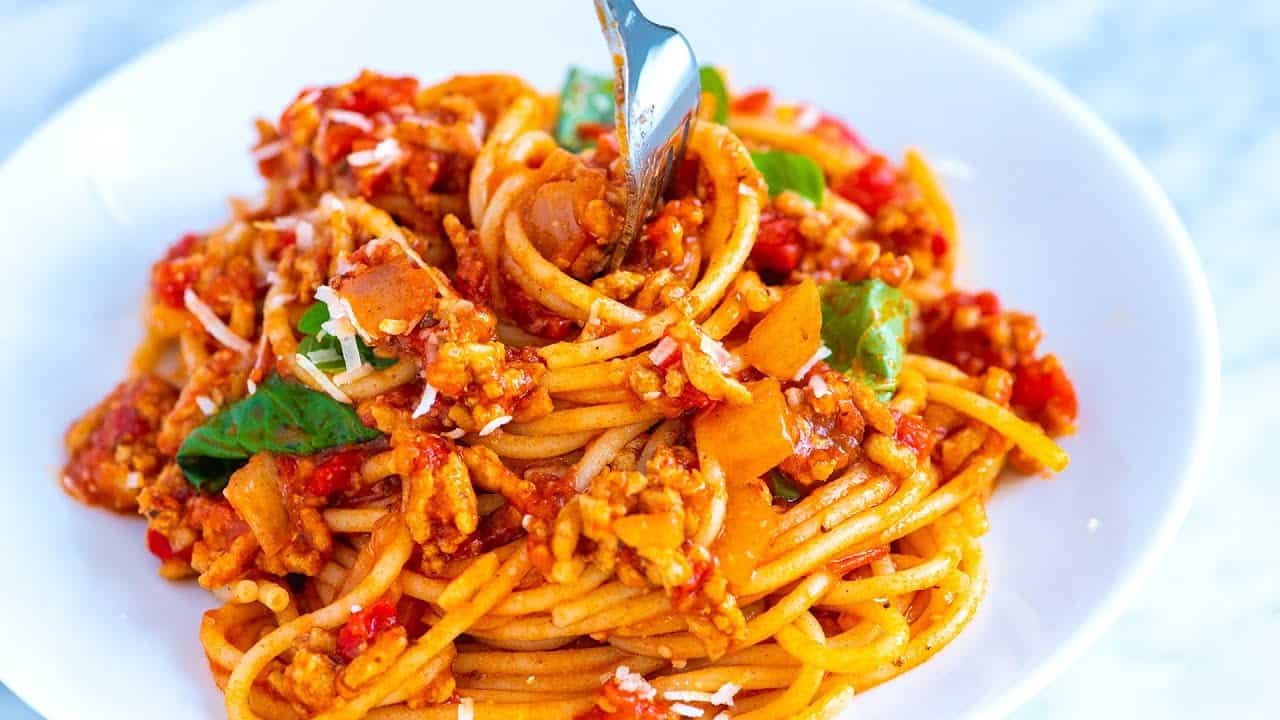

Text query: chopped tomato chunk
(1013, 354), (1078, 422)
(337, 599), (399, 661)
(750, 212), (803, 273)
(813, 113), (869, 153)
(894, 413), (937, 460)
(307, 449), (365, 496)
(834, 152), (899, 216)
(731, 88), (772, 114)
(576, 677), (675, 720)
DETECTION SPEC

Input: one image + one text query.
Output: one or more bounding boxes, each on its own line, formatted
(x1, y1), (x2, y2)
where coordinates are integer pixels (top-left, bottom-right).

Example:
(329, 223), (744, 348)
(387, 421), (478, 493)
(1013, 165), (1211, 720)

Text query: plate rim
(0, 1), (1221, 719)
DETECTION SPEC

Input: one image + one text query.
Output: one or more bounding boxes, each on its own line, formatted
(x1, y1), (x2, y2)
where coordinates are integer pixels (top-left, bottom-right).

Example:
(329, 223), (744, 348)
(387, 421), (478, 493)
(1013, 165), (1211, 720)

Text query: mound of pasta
(62, 66), (1077, 720)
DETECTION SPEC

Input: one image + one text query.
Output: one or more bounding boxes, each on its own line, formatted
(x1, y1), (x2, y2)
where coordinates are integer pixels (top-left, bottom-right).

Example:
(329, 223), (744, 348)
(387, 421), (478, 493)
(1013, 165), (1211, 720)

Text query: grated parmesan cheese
(247, 379), (258, 395)
(412, 383), (439, 419)
(612, 666), (656, 700)
(347, 138), (403, 168)
(273, 216), (299, 231)
(442, 427), (467, 440)
(794, 103), (822, 131)
(671, 703), (704, 718)
(456, 697), (474, 720)
(293, 354), (352, 403)
(124, 472), (142, 490)
(478, 415), (513, 437)
(183, 288), (253, 354)
(326, 108), (373, 132)
(194, 395), (218, 416)
(792, 345), (833, 380)
(664, 691), (717, 704)
(710, 682), (740, 707)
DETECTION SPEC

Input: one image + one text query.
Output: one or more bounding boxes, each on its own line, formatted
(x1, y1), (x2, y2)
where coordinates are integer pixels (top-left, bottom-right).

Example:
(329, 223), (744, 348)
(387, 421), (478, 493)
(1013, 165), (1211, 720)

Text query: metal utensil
(595, 0), (700, 269)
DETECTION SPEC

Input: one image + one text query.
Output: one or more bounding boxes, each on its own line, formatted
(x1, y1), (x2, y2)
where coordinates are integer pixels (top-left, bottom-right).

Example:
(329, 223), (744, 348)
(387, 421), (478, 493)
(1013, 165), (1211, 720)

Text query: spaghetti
(61, 67), (1078, 719)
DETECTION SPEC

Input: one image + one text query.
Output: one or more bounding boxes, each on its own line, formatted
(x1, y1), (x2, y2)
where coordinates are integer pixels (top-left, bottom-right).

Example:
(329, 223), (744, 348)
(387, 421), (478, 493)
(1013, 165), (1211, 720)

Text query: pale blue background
(1, 0), (1273, 717)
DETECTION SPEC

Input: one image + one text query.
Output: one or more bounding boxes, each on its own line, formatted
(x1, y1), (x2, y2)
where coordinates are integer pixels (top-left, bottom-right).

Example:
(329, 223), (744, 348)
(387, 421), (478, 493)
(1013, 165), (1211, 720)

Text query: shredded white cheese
(293, 354), (352, 403)
(710, 682), (740, 707)
(252, 139), (285, 161)
(350, 604), (363, 614)
(456, 697), (474, 720)
(321, 316), (363, 373)
(247, 379), (258, 395)
(273, 216), (299, 231)
(442, 427), (467, 440)
(194, 395), (218, 416)
(347, 138), (403, 168)
(412, 383), (439, 419)
(183, 288), (253, 354)
(124, 472), (142, 490)
(612, 666), (656, 700)
(326, 108), (373, 132)
(641, 391), (662, 401)
(478, 415), (513, 437)
(792, 345), (833, 380)
(648, 336), (679, 366)
(671, 703), (704, 718)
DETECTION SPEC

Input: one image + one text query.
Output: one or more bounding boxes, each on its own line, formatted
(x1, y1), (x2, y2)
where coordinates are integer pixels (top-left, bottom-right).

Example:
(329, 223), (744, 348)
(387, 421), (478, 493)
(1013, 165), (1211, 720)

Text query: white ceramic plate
(0, 1), (1217, 718)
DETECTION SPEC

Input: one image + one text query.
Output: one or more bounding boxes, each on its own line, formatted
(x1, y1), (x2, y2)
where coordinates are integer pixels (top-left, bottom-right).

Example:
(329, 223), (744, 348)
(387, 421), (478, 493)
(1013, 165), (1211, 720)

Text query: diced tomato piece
(337, 599), (399, 661)
(894, 413), (938, 459)
(319, 121), (369, 165)
(813, 114), (869, 153)
(146, 529), (176, 560)
(751, 213), (803, 273)
(834, 153), (899, 216)
(339, 72), (419, 115)
(307, 449), (365, 496)
(151, 257), (200, 308)
(1012, 355), (1078, 421)
(931, 232), (949, 258)
(164, 233), (201, 261)
(146, 528), (191, 563)
(575, 678), (676, 720)
(731, 88), (772, 114)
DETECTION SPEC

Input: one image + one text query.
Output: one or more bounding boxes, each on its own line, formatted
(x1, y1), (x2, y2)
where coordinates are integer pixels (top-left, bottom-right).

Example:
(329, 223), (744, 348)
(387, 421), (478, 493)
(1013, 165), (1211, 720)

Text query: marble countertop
(1, 0), (1272, 717)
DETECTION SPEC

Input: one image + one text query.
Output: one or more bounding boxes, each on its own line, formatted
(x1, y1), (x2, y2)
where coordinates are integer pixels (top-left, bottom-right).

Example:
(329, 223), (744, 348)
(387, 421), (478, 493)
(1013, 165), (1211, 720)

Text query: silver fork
(594, 0), (700, 269)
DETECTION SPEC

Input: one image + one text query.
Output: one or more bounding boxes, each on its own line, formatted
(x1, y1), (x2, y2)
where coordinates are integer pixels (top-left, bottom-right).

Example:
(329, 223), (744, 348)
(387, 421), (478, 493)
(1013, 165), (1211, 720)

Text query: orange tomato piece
(694, 377), (795, 483)
(712, 476), (778, 590)
(740, 278), (822, 379)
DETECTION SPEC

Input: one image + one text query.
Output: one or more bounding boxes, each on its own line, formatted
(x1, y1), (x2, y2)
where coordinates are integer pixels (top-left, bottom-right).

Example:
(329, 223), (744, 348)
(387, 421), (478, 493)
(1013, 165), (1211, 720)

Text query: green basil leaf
(699, 65), (730, 125)
(819, 279), (911, 397)
(768, 469), (802, 502)
(176, 374), (382, 492)
(554, 66), (615, 152)
(750, 150), (825, 205)
(298, 301), (329, 335)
